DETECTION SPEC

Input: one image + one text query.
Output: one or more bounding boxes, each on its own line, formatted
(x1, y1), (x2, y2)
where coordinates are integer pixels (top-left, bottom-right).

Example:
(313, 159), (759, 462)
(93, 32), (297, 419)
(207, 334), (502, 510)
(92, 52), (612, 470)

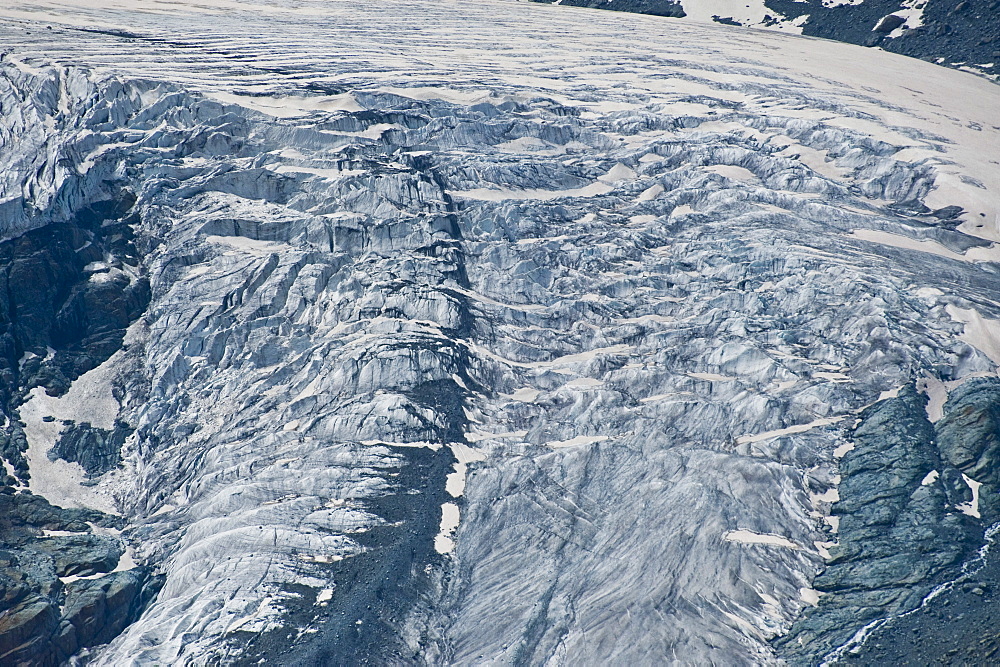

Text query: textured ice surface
(1, 0), (999, 664)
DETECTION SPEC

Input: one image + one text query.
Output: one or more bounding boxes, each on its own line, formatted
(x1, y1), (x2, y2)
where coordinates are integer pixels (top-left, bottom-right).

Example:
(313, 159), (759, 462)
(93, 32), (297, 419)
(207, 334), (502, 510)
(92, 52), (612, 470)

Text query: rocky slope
(0, 0), (999, 664)
(529, 0), (1000, 81)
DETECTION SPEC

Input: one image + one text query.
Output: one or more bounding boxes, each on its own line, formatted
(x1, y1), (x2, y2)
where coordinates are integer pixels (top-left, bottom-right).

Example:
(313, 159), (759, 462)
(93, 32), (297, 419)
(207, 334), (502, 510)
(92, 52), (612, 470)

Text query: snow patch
(814, 540), (835, 559)
(877, 385), (904, 401)
(500, 387), (541, 402)
(546, 435), (609, 448)
(957, 474), (981, 518)
(680, 0), (784, 29)
(205, 234), (288, 255)
(20, 351), (123, 513)
(705, 164), (757, 182)
(812, 487), (839, 504)
(724, 530), (798, 549)
(598, 162), (636, 183)
(885, 0), (926, 39)
(687, 371), (735, 382)
(636, 184), (664, 202)
(449, 442), (487, 464)
(360, 440), (443, 451)
(737, 416), (843, 445)
(379, 86), (501, 106)
(448, 181), (615, 201)
(434, 502), (460, 554)
(832, 442), (855, 458)
(850, 229), (1000, 264)
(946, 305), (1000, 366)
(562, 377), (604, 390)
(799, 587), (821, 606)
(446, 463), (467, 498)
(916, 375), (948, 422)
(208, 91), (362, 117)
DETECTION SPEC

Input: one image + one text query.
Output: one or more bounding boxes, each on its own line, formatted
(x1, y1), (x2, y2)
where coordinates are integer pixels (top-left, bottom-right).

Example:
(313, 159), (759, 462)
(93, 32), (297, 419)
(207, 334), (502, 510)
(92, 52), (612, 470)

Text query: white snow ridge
(0, 0), (999, 665)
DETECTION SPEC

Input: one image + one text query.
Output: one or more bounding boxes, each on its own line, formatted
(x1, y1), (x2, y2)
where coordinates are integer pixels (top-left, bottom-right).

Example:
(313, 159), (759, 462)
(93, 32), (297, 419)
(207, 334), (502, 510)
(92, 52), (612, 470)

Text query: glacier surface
(0, 0), (999, 664)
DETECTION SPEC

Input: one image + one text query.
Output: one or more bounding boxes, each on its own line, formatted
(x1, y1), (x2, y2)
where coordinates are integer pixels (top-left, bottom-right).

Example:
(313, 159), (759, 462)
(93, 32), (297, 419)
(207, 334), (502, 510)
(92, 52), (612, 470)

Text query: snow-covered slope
(1, 1), (999, 664)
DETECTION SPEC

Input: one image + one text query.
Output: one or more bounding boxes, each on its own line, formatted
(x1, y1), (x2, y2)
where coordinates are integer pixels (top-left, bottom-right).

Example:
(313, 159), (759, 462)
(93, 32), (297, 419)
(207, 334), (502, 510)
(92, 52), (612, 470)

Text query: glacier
(1, 0), (1000, 664)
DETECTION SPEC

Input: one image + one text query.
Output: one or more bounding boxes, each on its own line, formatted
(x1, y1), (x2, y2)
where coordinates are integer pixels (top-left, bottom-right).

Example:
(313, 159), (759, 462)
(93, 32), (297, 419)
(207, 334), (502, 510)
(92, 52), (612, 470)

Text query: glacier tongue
(0, 0), (999, 664)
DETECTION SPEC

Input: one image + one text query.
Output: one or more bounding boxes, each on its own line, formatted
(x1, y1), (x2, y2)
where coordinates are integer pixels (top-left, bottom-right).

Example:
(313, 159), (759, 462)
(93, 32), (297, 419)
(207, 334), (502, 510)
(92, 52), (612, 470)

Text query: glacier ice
(0, 0), (999, 664)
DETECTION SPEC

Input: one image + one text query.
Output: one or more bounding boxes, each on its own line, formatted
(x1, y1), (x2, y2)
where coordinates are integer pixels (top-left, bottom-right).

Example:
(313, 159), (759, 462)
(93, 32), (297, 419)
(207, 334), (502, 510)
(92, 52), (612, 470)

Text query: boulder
(874, 15), (907, 33)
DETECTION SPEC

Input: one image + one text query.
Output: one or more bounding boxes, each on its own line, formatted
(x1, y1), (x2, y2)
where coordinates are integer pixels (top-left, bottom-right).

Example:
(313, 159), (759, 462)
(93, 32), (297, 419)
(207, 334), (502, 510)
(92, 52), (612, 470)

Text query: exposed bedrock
(774, 385), (983, 664)
(765, 0), (1000, 80)
(532, 0), (1000, 80)
(824, 378), (1000, 666)
(547, 0), (686, 18)
(49, 421), (132, 479)
(0, 66), (155, 664)
(833, 528), (1000, 664)
(937, 378), (1000, 523)
(828, 379), (1000, 664)
(0, 489), (159, 667)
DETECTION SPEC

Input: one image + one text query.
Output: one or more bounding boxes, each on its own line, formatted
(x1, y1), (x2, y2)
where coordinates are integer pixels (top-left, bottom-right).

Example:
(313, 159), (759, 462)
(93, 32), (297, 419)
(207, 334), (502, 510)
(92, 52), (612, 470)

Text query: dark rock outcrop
(0, 491), (107, 540)
(0, 568), (161, 667)
(936, 378), (1000, 523)
(531, 0), (685, 18)
(0, 187), (148, 406)
(535, 0), (1000, 80)
(49, 421), (132, 478)
(31, 535), (122, 578)
(0, 491), (158, 667)
(814, 378), (1000, 663)
(0, 424), (30, 482)
(54, 569), (160, 661)
(0, 596), (60, 666)
(0, 186), (148, 484)
(764, 0), (1000, 79)
(833, 536), (1000, 664)
(775, 385), (982, 664)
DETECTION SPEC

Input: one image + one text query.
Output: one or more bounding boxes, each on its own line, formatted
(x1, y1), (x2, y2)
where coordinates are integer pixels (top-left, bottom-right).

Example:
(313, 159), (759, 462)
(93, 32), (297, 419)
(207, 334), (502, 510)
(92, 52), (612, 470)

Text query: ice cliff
(1, 0), (999, 664)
